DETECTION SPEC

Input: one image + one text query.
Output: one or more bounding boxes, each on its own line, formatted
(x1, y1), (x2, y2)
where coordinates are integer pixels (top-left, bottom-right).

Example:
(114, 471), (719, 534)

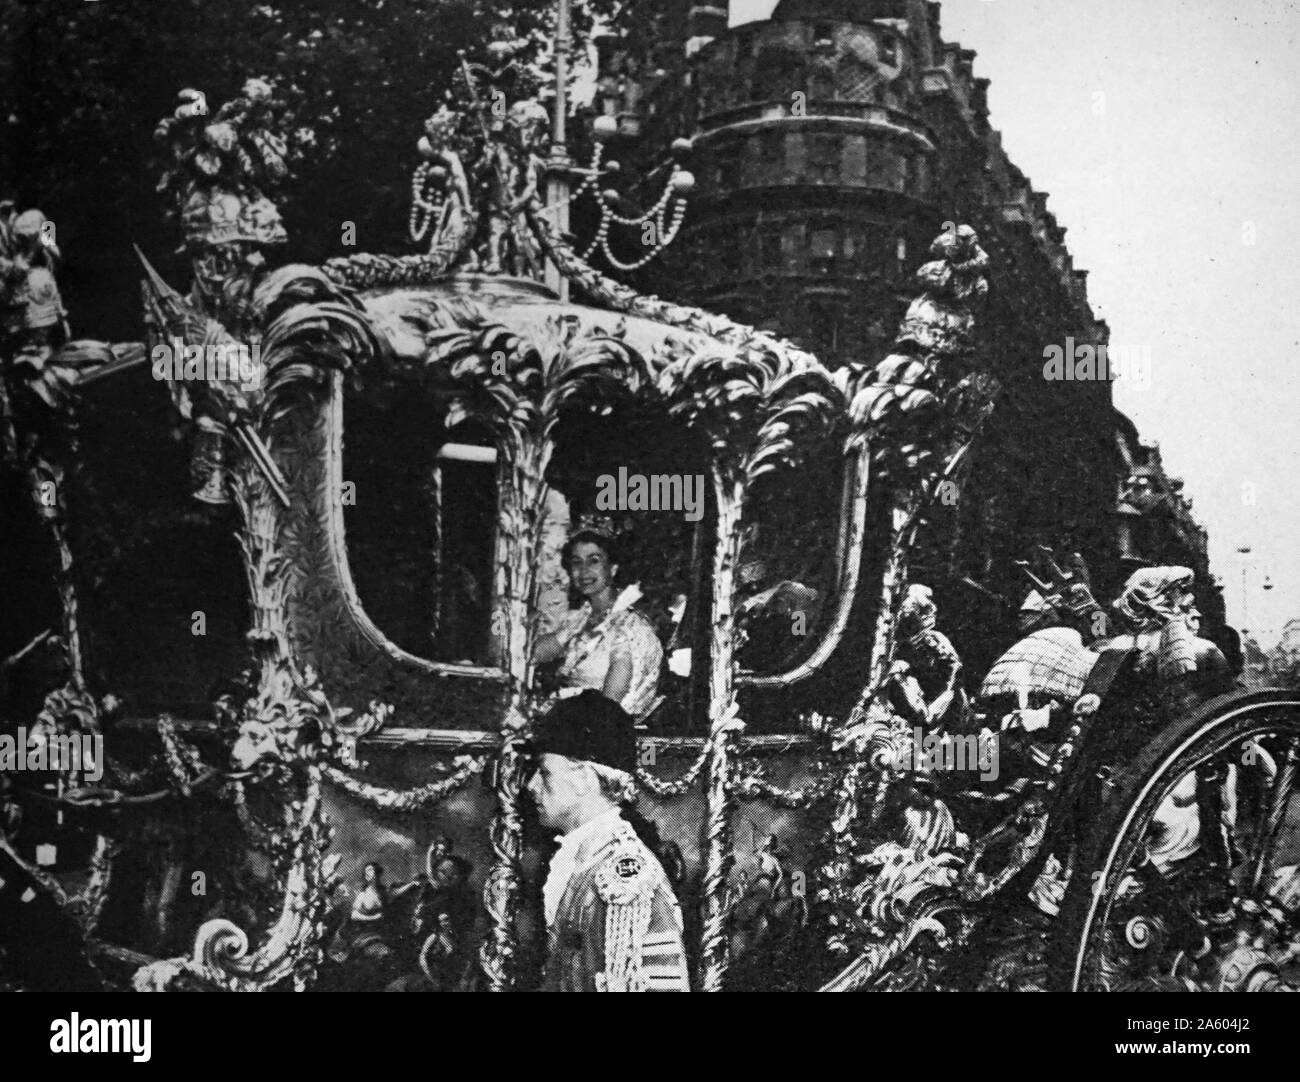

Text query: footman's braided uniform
(543, 809), (690, 991)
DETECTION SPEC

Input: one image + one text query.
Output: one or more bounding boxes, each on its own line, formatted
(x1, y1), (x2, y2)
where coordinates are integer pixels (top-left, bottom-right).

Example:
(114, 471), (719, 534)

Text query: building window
(710, 228), (743, 277)
(752, 46), (804, 102)
(712, 141), (741, 188)
(807, 133), (840, 184)
(809, 223), (839, 275)
(760, 129), (786, 179)
(758, 221), (785, 271)
(805, 300), (841, 357)
(809, 67), (836, 101)
(912, 155), (930, 199)
(847, 226), (874, 274)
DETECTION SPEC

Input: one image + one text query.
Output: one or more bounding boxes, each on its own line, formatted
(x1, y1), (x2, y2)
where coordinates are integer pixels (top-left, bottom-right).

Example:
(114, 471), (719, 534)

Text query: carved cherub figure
(154, 77), (301, 327)
(482, 99), (549, 276)
(413, 106), (478, 267)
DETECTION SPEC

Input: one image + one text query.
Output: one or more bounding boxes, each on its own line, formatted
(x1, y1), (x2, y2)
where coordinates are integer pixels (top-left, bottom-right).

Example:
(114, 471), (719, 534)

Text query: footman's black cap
(531, 690), (637, 774)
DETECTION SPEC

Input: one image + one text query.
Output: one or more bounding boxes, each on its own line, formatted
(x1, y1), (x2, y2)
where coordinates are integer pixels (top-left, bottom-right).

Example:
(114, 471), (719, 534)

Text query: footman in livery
(525, 691), (691, 992)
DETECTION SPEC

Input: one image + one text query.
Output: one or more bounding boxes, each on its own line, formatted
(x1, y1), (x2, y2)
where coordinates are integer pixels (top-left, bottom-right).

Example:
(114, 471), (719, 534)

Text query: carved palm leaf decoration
(751, 380), (845, 481)
(653, 344), (841, 990)
(835, 226), (989, 467)
(538, 315), (652, 427)
(657, 347), (840, 481)
(425, 307), (651, 438)
(252, 264), (388, 427)
(434, 322), (541, 444)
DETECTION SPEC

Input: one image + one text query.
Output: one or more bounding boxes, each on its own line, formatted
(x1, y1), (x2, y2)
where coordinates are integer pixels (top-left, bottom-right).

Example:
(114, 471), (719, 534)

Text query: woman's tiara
(571, 512), (620, 541)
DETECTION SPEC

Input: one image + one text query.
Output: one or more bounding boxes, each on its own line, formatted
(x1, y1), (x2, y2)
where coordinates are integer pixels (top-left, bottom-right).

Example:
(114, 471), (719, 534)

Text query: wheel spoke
(1248, 734), (1300, 897)
(1195, 757), (1236, 913)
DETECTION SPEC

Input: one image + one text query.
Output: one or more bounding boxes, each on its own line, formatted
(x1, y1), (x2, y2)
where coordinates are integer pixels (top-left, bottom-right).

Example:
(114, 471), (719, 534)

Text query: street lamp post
(1238, 546), (1253, 633)
(545, 0), (573, 300)
(1236, 546), (1276, 680)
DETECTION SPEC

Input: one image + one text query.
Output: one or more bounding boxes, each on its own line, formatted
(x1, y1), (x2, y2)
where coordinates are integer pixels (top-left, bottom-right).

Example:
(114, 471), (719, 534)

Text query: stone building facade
(1114, 409), (1225, 629)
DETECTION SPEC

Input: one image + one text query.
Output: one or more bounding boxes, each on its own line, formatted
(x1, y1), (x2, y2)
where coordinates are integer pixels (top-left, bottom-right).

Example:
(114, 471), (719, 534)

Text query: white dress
(553, 585), (663, 718)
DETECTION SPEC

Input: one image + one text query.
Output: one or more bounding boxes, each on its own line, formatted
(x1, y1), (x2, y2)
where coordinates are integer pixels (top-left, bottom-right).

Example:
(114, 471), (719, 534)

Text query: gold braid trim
(595, 840), (655, 994)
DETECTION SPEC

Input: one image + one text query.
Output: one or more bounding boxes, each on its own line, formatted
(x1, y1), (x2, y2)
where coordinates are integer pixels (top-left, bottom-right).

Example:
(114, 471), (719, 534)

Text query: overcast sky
(729, 0), (1300, 644)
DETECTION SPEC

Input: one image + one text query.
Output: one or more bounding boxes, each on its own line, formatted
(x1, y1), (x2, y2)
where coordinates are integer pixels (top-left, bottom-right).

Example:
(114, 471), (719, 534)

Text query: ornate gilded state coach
(3, 55), (1299, 995)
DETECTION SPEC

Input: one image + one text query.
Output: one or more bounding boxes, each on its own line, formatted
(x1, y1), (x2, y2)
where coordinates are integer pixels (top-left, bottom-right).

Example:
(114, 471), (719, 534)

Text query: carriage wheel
(1051, 689), (1300, 991)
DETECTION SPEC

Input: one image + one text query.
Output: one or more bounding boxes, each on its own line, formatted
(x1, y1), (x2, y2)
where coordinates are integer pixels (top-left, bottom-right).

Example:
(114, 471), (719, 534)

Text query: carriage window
(432, 436), (497, 665)
(343, 384), (498, 667)
(51, 370), (249, 716)
(544, 402), (710, 733)
(736, 442), (844, 679)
